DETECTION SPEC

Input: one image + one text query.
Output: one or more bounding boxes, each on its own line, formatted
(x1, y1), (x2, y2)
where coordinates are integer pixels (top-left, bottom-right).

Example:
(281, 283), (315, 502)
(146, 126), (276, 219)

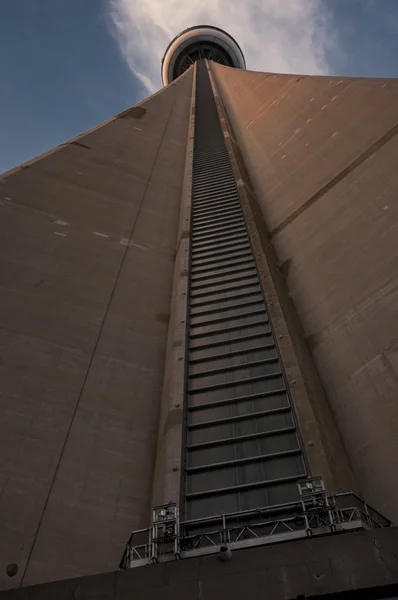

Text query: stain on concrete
(71, 141), (91, 150)
(165, 408), (183, 430)
(305, 331), (322, 350)
(279, 258), (293, 279)
(119, 106), (147, 120)
(156, 313), (170, 324)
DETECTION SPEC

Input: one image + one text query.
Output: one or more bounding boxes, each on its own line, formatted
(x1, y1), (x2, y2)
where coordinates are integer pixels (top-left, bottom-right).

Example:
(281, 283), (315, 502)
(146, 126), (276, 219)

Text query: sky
(1, 0), (398, 174)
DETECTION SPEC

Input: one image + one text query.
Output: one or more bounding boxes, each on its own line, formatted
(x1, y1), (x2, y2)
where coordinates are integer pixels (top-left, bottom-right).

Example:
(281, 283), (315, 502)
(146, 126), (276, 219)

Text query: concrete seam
(18, 93), (178, 588)
(271, 121), (398, 237)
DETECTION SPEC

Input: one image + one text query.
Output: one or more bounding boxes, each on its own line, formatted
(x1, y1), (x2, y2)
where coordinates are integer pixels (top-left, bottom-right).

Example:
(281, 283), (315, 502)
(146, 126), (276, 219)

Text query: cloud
(108, 0), (334, 94)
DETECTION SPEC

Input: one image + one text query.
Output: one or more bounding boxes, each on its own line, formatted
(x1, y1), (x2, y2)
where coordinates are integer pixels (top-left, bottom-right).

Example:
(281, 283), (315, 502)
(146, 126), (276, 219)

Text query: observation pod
(161, 25), (246, 86)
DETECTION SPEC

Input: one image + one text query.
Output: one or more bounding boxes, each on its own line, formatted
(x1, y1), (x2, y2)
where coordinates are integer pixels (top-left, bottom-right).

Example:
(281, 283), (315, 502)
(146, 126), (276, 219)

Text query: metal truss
(119, 477), (390, 569)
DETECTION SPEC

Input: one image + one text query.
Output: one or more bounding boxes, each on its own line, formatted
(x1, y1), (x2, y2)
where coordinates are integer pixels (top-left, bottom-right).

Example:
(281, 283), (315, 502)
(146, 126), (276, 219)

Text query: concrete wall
(208, 64), (357, 498)
(212, 64), (398, 522)
(0, 69), (193, 589)
(151, 66), (195, 509)
(1, 528), (398, 599)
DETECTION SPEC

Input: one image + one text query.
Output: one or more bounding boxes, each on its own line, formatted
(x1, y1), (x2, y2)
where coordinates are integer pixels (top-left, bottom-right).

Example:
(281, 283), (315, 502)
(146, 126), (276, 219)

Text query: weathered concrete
(208, 63), (357, 497)
(151, 66), (196, 507)
(212, 64), (398, 522)
(1, 528), (398, 599)
(0, 69), (193, 589)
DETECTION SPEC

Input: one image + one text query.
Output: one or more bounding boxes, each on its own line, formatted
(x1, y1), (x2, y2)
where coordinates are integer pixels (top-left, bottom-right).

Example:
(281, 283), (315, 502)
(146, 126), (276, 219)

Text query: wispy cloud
(108, 0), (334, 94)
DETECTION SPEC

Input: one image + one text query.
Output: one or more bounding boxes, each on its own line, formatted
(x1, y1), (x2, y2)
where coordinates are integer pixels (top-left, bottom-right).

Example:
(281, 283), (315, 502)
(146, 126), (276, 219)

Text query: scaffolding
(119, 477), (390, 569)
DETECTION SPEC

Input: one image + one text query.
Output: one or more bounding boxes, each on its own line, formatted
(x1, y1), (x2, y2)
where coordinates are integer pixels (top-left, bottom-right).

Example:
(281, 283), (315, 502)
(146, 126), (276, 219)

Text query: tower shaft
(1, 51), (398, 595)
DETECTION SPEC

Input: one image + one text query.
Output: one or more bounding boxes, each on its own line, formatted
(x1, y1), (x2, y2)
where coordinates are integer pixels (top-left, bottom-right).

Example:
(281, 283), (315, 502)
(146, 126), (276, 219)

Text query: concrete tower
(1, 25), (398, 599)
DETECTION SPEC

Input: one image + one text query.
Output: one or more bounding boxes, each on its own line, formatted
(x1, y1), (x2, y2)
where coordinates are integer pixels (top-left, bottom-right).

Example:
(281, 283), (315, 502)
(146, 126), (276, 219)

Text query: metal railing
(120, 478), (390, 569)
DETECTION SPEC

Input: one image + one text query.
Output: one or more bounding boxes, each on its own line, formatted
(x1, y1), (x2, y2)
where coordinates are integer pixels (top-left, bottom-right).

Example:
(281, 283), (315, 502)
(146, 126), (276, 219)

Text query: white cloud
(108, 0), (334, 94)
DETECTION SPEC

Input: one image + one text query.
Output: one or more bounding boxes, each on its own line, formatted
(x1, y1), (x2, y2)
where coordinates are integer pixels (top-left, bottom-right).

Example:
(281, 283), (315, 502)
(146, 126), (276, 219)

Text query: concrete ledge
(1, 528), (398, 599)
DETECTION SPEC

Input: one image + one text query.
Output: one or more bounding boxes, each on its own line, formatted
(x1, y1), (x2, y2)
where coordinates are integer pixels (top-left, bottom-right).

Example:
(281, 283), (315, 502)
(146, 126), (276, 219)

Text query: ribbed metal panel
(182, 61), (307, 521)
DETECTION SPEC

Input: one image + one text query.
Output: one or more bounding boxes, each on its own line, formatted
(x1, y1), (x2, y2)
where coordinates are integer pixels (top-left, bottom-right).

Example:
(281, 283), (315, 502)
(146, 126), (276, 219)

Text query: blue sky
(1, 0), (398, 174)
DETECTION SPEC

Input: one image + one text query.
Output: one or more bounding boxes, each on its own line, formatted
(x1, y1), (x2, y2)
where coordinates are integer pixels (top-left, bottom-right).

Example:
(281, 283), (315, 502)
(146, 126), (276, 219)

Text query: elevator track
(182, 61), (307, 521)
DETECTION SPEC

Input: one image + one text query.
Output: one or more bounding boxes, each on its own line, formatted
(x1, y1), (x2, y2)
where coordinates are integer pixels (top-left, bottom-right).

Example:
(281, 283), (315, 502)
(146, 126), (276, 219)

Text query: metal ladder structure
(182, 60), (307, 522)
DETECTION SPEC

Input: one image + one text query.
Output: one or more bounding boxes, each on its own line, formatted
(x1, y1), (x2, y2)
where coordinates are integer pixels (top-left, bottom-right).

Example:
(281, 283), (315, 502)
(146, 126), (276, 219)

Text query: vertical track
(182, 62), (307, 522)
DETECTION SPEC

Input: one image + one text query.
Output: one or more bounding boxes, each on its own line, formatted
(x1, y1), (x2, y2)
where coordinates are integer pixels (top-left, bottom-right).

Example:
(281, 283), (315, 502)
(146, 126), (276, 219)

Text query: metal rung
(193, 173), (234, 187)
(189, 356), (279, 379)
(192, 234), (249, 252)
(190, 307), (266, 328)
(194, 159), (230, 169)
(192, 231), (247, 248)
(185, 474), (303, 499)
(193, 199), (240, 215)
(191, 263), (256, 283)
(194, 153), (229, 164)
(193, 208), (242, 225)
(189, 330), (272, 351)
(189, 341), (276, 363)
(192, 232), (248, 251)
(186, 448), (301, 474)
(194, 156), (230, 167)
(193, 216), (245, 234)
(192, 224), (246, 242)
(193, 248), (252, 266)
(192, 200), (240, 215)
(193, 254), (254, 274)
(188, 387), (286, 412)
(186, 426), (296, 451)
(194, 169), (233, 180)
(192, 255), (254, 275)
(191, 287), (261, 308)
(193, 159), (233, 169)
(191, 271), (257, 291)
(189, 319), (268, 339)
(193, 193), (239, 207)
(193, 207), (242, 222)
(194, 151), (228, 162)
(192, 243), (251, 262)
(189, 372), (281, 395)
(187, 405), (291, 429)
(192, 189), (239, 206)
(193, 180), (235, 193)
(190, 280), (261, 299)
(193, 211), (243, 227)
(190, 298), (264, 318)
(194, 165), (233, 176)
(192, 223), (246, 241)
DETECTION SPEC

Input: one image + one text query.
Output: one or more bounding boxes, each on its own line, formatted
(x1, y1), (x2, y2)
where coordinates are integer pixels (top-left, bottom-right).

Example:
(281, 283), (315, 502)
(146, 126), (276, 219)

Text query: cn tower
(1, 24), (398, 600)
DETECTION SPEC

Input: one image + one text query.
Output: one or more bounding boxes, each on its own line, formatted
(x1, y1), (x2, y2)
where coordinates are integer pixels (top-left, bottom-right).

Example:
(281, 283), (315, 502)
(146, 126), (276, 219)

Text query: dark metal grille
(174, 42), (234, 80)
(182, 61), (307, 521)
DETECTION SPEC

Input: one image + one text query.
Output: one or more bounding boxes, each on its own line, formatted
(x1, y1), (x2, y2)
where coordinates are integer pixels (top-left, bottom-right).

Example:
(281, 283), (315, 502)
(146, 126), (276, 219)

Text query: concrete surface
(212, 64), (398, 522)
(0, 69), (193, 589)
(208, 63), (357, 497)
(151, 66), (195, 507)
(1, 527), (397, 599)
